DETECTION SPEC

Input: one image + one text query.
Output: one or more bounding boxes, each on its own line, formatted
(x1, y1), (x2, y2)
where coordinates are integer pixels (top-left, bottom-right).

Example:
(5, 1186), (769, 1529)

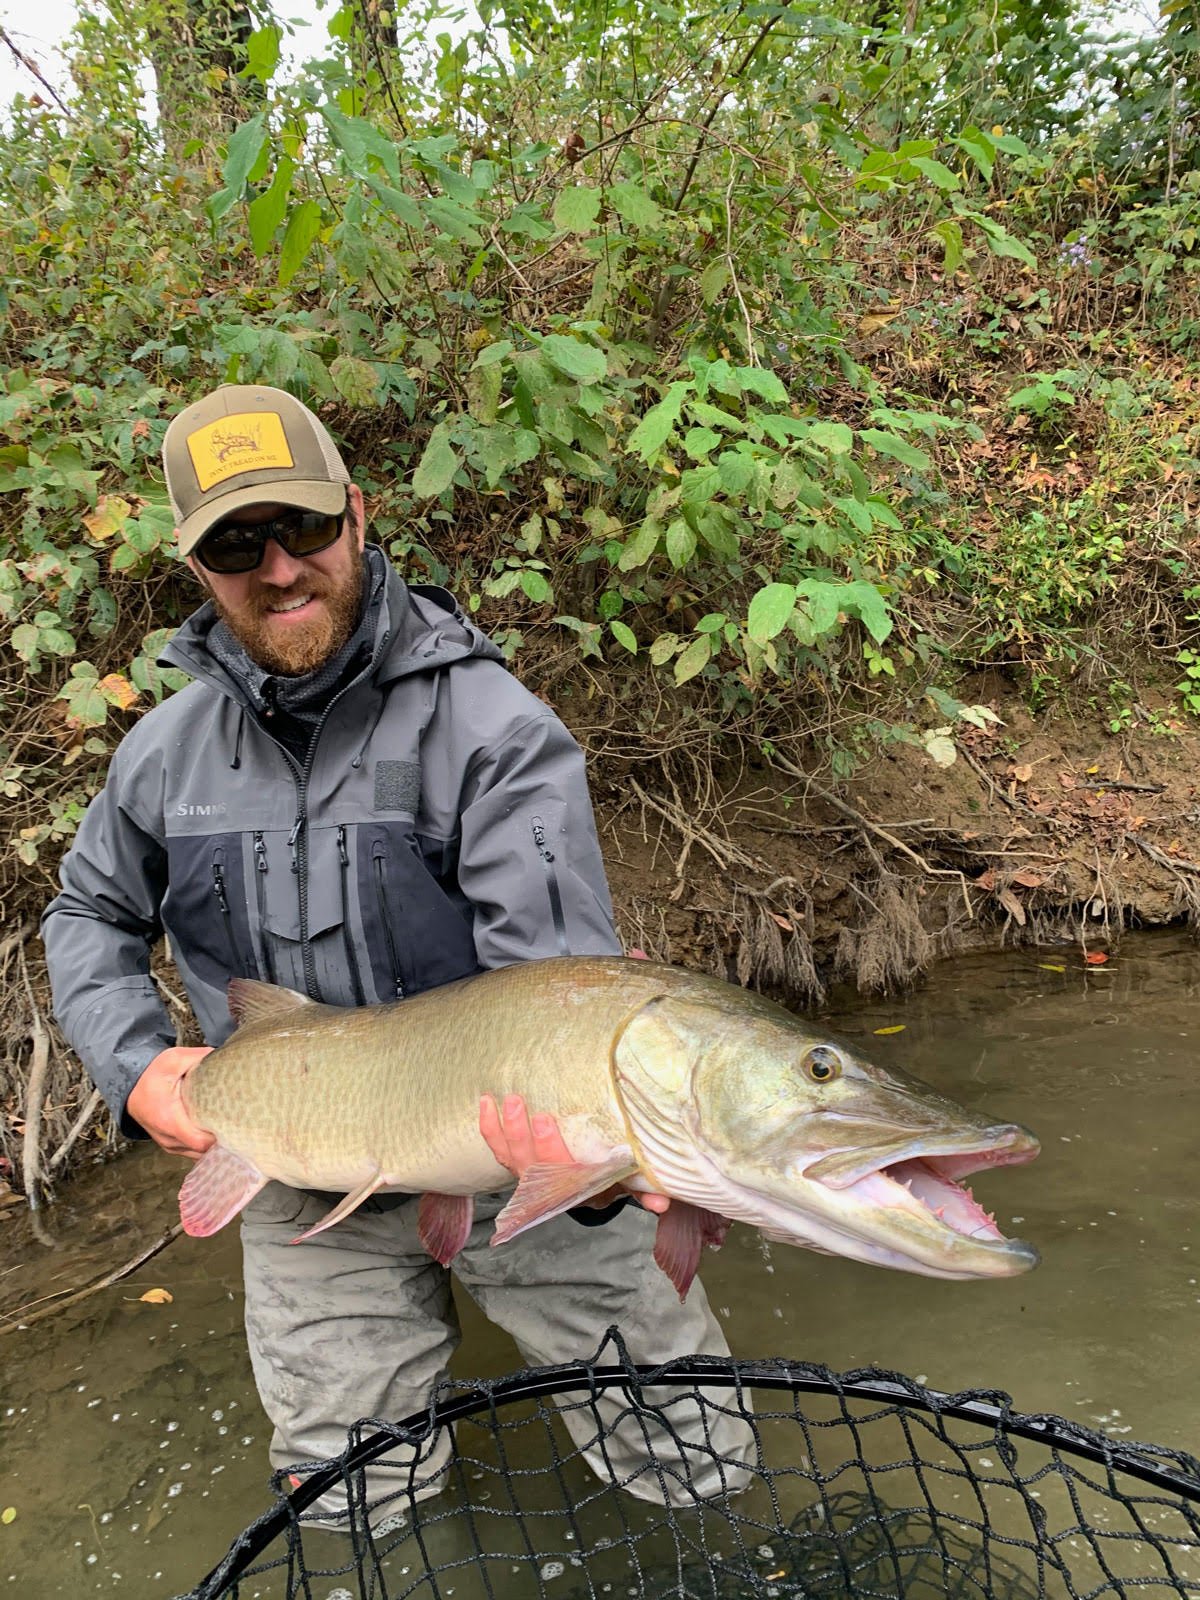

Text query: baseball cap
(163, 385), (350, 558)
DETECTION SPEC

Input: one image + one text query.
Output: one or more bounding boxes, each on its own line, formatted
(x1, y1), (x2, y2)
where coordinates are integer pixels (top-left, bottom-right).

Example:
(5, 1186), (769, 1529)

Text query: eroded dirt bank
(594, 698), (1200, 1004)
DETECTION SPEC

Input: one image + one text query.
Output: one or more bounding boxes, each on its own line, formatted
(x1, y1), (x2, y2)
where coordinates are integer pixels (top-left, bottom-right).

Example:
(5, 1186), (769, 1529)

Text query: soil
(592, 688), (1200, 1004)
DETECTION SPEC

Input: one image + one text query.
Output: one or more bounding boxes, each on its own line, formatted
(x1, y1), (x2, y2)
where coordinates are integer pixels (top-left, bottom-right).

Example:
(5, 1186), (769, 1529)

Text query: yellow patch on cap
(186, 411), (294, 492)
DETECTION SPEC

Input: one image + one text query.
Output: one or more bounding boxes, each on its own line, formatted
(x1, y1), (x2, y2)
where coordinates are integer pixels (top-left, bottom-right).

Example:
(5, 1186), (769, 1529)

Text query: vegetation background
(2, 0), (1200, 1204)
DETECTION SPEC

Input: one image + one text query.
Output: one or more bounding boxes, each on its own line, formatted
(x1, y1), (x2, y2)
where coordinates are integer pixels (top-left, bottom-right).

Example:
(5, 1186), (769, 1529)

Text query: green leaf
(618, 516), (663, 571)
(806, 421), (854, 454)
(243, 25), (282, 83)
(278, 199), (323, 286)
(684, 427), (720, 460)
(626, 382), (688, 463)
(908, 156), (960, 192)
(366, 177), (424, 230)
(699, 260), (729, 305)
(519, 569), (553, 603)
(422, 196), (484, 245)
(11, 624), (38, 664)
(329, 354), (380, 407)
(859, 429), (930, 469)
(930, 218), (963, 275)
(609, 181), (662, 230)
(210, 114), (267, 221)
(747, 583), (798, 642)
(955, 133), (994, 183)
(539, 335), (607, 385)
(412, 421), (459, 498)
(649, 632), (680, 665)
(248, 158), (295, 256)
(673, 635), (712, 685)
(736, 367), (789, 405)
(840, 579), (894, 643)
(610, 620), (638, 654)
(553, 187), (602, 234)
(665, 518), (696, 568)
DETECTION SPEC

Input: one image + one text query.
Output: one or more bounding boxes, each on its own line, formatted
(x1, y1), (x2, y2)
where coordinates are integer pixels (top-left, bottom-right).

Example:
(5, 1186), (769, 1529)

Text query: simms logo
(177, 802), (228, 817)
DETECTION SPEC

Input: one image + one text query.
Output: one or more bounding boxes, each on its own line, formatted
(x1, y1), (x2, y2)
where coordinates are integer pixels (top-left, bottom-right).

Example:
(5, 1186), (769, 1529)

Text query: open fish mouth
(806, 1125), (1040, 1251)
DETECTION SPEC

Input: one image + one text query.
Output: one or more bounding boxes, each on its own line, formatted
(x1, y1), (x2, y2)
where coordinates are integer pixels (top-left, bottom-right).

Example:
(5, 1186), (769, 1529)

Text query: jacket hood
(159, 547), (503, 703)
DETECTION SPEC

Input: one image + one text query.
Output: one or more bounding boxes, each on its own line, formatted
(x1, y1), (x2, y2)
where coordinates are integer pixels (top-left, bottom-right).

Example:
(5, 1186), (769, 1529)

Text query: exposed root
(733, 882), (825, 1006)
(834, 876), (936, 995)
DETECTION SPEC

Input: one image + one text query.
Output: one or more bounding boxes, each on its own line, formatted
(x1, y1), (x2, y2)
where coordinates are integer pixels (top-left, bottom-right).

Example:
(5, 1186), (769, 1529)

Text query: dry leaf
(1084, 951), (1109, 966)
(975, 869), (997, 891)
(997, 887), (1026, 925)
(768, 912), (794, 932)
(82, 495), (131, 542)
(131, 419), (151, 441)
(1010, 764), (1033, 783)
(1037, 963), (1066, 973)
(1010, 869), (1045, 889)
(139, 1287), (173, 1304)
(98, 673), (139, 711)
(873, 1024), (906, 1035)
(1, 1508), (15, 1526)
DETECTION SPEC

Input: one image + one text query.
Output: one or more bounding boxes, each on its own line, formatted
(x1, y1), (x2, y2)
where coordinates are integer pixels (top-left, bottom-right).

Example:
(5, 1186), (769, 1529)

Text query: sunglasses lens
(198, 511), (343, 573)
(282, 512), (343, 558)
(198, 525), (266, 573)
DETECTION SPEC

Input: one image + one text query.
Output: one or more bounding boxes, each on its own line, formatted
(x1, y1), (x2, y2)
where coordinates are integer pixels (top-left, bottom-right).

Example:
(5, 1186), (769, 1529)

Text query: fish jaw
(711, 1125), (1041, 1280)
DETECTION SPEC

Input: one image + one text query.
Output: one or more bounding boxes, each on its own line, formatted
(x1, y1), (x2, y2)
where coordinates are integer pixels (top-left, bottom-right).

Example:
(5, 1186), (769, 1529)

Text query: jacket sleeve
(457, 711), (622, 969)
(40, 740), (175, 1138)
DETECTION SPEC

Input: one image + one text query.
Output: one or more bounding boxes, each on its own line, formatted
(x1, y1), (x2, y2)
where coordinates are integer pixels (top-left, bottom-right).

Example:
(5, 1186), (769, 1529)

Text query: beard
(205, 541), (365, 676)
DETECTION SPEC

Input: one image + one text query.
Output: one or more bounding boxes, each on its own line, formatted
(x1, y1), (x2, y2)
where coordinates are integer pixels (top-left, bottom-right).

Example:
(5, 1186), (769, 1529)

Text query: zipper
(291, 629), (392, 999)
(371, 841), (406, 999)
(212, 848), (244, 975)
(530, 815), (570, 956)
(338, 825), (366, 1006)
(252, 831), (276, 984)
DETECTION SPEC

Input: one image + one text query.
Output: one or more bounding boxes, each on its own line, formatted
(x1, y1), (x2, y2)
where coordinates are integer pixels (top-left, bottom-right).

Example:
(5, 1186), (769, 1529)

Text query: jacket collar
(159, 546), (503, 705)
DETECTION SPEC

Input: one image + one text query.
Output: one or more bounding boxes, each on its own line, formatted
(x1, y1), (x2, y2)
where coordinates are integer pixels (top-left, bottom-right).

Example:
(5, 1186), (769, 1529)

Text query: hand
(126, 1046), (216, 1159)
(479, 1093), (669, 1215)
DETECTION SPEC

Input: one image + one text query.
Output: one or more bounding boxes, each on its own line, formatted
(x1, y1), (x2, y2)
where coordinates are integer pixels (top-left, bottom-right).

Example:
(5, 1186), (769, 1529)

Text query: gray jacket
(42, 553), (620, 1133)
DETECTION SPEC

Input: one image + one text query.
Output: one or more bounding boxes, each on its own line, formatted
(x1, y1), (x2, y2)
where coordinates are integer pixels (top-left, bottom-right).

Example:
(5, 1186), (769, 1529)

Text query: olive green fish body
(179, 956), (1040, 1290)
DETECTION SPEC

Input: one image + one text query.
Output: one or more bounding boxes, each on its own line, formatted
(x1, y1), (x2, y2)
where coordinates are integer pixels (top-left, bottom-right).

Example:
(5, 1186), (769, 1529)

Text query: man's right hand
(126, 1047), (216, 1159)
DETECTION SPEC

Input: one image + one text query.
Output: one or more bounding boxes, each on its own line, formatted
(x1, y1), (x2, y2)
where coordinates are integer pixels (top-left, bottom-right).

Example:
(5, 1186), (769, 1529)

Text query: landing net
(182, 1328), (1200, 1600)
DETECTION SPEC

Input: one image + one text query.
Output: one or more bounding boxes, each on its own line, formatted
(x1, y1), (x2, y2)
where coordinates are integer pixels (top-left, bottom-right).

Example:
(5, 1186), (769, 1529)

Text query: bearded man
(40, 384), (751, 1527)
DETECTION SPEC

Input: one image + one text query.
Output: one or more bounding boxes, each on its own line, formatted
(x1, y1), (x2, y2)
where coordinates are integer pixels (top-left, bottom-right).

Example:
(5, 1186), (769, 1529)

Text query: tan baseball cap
(163, 385), (350, 558)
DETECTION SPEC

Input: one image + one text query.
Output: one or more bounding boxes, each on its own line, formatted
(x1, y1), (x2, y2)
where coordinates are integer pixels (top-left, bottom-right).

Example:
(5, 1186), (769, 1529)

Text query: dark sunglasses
(195, 510), (345, 575)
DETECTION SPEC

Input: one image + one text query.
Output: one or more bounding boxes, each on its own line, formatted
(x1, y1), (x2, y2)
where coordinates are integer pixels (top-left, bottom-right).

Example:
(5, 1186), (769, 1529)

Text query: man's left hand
(479, 1092), (670, 1215)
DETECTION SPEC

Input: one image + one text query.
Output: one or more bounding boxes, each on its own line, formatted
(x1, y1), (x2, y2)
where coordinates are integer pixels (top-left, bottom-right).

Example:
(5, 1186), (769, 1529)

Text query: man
(42, 384), (752, 1525)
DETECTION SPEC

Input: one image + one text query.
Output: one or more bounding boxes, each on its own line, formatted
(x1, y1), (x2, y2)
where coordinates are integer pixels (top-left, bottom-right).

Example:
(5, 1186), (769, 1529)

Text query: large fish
(178, 955), (1040, 1296)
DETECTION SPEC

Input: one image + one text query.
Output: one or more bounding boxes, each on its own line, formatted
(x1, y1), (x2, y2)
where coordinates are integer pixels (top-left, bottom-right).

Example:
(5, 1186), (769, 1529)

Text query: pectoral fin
(491, 1149), (639, 1246)
(179, 1145), (268, 1237)
(418, 1193), (475, 1265)
(652, 1202), (732, 1301)
(291, 1172), (387, 1243)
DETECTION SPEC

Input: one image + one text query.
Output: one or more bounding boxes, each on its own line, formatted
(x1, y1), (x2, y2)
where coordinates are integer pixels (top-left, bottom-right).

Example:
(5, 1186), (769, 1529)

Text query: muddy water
(2, 932), (1198, 1596)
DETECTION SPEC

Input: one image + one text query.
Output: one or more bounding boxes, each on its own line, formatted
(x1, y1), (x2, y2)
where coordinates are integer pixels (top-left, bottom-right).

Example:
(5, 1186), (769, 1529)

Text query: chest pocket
(356, 820), (478, 1001)
(256, 826), (343, 942)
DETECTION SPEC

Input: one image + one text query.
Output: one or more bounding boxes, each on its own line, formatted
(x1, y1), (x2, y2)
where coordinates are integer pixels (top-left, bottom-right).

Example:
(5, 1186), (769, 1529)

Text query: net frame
(183, 1328), (1200, 1600)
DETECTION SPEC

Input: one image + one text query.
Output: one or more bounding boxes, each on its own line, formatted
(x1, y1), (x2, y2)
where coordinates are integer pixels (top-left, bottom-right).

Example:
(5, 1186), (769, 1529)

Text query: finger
(530, 1111), (573, 1165)
(501, 1094), (535, 1170)
(479, 1093), (504, 1152)
(636, 1193), (671, 1214)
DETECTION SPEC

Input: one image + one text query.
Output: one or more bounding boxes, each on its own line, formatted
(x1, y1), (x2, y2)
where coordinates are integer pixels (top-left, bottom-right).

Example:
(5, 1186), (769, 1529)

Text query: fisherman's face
(186, 484), (367, 676)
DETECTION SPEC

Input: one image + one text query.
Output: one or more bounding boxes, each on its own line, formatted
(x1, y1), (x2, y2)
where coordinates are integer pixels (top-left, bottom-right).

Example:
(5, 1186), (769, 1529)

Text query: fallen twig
(0, 1223), (184, 1334)
(17, 945), (50, 1213)
(47, 1087), (103, 1173)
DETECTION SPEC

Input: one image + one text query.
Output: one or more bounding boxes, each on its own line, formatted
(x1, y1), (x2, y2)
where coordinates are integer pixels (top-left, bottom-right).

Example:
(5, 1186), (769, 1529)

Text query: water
(2, 932), (1199, 1596)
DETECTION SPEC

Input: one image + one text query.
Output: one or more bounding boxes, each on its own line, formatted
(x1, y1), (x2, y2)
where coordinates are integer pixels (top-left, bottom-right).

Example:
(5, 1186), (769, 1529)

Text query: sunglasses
(195, 510), (345, 574)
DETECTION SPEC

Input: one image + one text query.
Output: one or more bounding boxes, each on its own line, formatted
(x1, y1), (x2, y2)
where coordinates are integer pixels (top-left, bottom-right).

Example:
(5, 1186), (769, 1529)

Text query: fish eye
(803, 1046), (843, 1084)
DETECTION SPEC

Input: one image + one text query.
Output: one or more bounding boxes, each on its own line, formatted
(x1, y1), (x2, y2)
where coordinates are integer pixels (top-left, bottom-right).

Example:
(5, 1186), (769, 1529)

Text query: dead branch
(17, 945), (50, 1213)
(0, 1223), (183, 1335)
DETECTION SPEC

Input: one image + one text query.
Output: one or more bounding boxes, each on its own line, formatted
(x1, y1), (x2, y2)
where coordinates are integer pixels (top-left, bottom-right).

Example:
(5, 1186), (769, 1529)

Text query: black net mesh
(182, 1329), (1200, 1600)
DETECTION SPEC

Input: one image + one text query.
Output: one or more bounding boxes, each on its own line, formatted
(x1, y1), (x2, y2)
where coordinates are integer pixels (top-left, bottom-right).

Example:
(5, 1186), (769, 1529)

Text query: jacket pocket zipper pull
(288, 816), (304, 874)
(212, 860), (230, 914)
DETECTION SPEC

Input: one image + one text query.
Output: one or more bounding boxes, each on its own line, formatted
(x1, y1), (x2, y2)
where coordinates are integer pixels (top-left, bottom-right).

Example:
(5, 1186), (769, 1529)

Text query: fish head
(615, 995), (1040, 1281)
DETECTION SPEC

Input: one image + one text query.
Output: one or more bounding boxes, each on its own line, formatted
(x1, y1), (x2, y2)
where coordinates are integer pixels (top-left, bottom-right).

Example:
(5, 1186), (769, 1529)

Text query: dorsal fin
(227, 977), (315, 1029)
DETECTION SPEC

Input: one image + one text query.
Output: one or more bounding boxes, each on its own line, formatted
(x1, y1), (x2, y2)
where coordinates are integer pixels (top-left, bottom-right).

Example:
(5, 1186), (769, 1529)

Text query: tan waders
(241, 1185), (756, 1527)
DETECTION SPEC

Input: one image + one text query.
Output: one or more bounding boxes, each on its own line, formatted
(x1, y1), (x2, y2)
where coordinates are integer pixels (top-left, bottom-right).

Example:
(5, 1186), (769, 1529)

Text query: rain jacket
(41, 549), (621, 1134)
